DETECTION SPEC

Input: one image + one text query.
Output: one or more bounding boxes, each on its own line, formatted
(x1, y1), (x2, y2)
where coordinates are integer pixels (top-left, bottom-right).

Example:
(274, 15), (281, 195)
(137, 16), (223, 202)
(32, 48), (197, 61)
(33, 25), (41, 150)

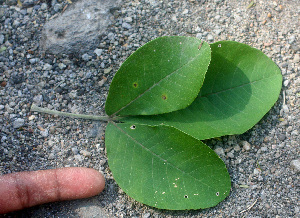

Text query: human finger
(0, 167), (105, 214)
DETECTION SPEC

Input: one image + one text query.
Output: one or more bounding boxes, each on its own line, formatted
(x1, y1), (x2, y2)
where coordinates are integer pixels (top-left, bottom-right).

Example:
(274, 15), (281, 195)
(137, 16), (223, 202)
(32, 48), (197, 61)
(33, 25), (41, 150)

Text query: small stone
(13, 118), (25, 128)
(41, 3), (48, 10)
(82, 53), (91, 61)
(283, 80), (289, 87)
(94, 48), (103, 56)
(182, 9), (189, 15)
(282, 105), (289, 113)
(215, 29), (222, 35)
(143, 213), (151, 218)
(48, 153), (55, 160)
(98, 78), (107, 86)
(104, 67), (112, 74)
(227, 152), (234, 158)
(40, 129), (49, 137)
(33, 94), (43, 105)
(253, 168), (261, 175)
(293, 54), (300, 63)
(58, 63), (66, 70)
(29, 58), (37, 64)
(28, 115), (35, 121)
(195, 33), (202, 39)
(74, 154), (83, 161)
(291, 130), (298, 136)
(124, 17), (133, 23)
(242, 141), (251, 151)
(290, 159), (300, 172)
(81, 150), (91, 157)
(288, 35), (295, 44)
(278, 134), (286, 141)
(72, 147), (79, 155)
(214, 147), (225, 156)
(43, 63), (52, 71)
(207, 34), (214, 41)
(53, 3), (62, 12)
(49, 126), (56, 134)
(234, 145), (241, 152)
(68, 90), (77, 99)
(0, 34), (4, 44)
(122, 22), (132, 29)
(261, 146), (268, 151)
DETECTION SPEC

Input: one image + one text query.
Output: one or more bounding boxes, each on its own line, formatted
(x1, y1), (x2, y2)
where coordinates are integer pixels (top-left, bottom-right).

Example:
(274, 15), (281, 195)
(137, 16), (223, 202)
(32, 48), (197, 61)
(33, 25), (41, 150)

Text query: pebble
(291, 130), (298, 136)
(72, 147), (79, 155)
(143, 213), (151, 218)
(241, 141), (251, 151)
(104, 67), (112, 74)
(40, 129), (49, 137)
(13, 118), (25, 128)
(214, 147), (225, 156)
(40, 3), (48, 10)
(43, 63), (53, 71)
(81, 150), (91, 157)
(283, 80), (289, 87)
(0, 34), (4, 44)
(207, 34), (214, 41)
(94, 48), (103, 56)
(253, 168), (261, 175)
(33, 94), (43, 105)
(124, 17), (133, 23)
(293, 54), (299, 63)
(29, 58), (37, 64)
(74, 154), (83, 161)
(282, 105), (289, 113)
(58, 63), (66, 70)
(234, 145), (241, 152)
(82, 53), (91, 61)
(122, 22), (132, 29)
(49, 126), (56, 134)
(278, 134), (286, 141)
(227, 151), (235, 158)
(290, 159), (300, 172)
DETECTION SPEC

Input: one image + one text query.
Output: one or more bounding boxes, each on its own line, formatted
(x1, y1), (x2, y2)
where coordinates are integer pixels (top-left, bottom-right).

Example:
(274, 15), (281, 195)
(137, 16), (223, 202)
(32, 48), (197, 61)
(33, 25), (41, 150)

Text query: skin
(0, 167), (105, 214)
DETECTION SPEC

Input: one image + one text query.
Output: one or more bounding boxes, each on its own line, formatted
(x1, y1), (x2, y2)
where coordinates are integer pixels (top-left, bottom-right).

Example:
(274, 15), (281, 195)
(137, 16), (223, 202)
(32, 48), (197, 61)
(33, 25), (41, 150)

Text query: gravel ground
(0, 0), (299, 217)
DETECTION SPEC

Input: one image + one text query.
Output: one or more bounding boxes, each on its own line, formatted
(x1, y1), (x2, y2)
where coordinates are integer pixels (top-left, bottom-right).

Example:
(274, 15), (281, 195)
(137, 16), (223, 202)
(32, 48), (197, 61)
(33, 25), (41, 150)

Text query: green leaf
(105, 36), (211, 116)
(105, 122), (231, 210)
(120, 41), (282, 140)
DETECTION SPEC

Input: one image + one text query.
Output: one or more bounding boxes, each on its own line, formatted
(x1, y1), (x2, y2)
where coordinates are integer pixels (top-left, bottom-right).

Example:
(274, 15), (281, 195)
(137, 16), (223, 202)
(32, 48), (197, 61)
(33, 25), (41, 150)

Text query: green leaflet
(105, 123), (231, 210)
(120, 41), (282, 140)
(105, 36), (211, 116)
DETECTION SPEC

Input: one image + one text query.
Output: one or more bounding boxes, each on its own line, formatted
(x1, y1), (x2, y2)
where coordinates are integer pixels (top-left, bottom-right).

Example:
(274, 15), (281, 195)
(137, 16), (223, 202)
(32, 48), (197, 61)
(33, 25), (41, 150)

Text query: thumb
(0, 167), (105, 214)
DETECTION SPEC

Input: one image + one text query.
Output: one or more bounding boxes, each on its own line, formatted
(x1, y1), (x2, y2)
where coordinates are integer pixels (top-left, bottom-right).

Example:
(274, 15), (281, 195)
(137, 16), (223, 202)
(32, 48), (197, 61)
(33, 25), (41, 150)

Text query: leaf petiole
(30, 104), (118, 122)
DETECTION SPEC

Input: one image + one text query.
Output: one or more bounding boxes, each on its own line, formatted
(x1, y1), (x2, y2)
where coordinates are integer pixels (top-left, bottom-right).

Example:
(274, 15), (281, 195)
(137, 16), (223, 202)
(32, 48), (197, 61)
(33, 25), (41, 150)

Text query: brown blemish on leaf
(161, 94), (167, 100)
(198, 41), (203, 50)
(133, 82), (138, 88)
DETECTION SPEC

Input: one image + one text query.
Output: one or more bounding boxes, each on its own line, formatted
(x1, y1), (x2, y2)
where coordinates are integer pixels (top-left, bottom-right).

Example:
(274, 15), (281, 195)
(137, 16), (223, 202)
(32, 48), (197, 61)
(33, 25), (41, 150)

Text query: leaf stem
(31, 104), (114, 122)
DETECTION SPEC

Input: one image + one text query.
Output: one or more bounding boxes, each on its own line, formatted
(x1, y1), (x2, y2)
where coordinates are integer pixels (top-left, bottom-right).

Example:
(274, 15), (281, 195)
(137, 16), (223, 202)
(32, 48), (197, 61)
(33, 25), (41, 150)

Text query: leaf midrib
(111, 121), (218, 191)
(111, 48), (204, 116)
(199, 73), (280, 98)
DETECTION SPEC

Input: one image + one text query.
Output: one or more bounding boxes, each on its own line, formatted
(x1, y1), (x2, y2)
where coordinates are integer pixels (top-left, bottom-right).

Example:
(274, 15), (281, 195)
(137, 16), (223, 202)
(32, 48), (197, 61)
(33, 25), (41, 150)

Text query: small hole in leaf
(161, 94), (167, 100)
(218, 44), (221, 47)
(130, 125), (136, 129)
(184, 195), (188, 198)
(133, 82), (138, 88)
(216, 192), (219, 196)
